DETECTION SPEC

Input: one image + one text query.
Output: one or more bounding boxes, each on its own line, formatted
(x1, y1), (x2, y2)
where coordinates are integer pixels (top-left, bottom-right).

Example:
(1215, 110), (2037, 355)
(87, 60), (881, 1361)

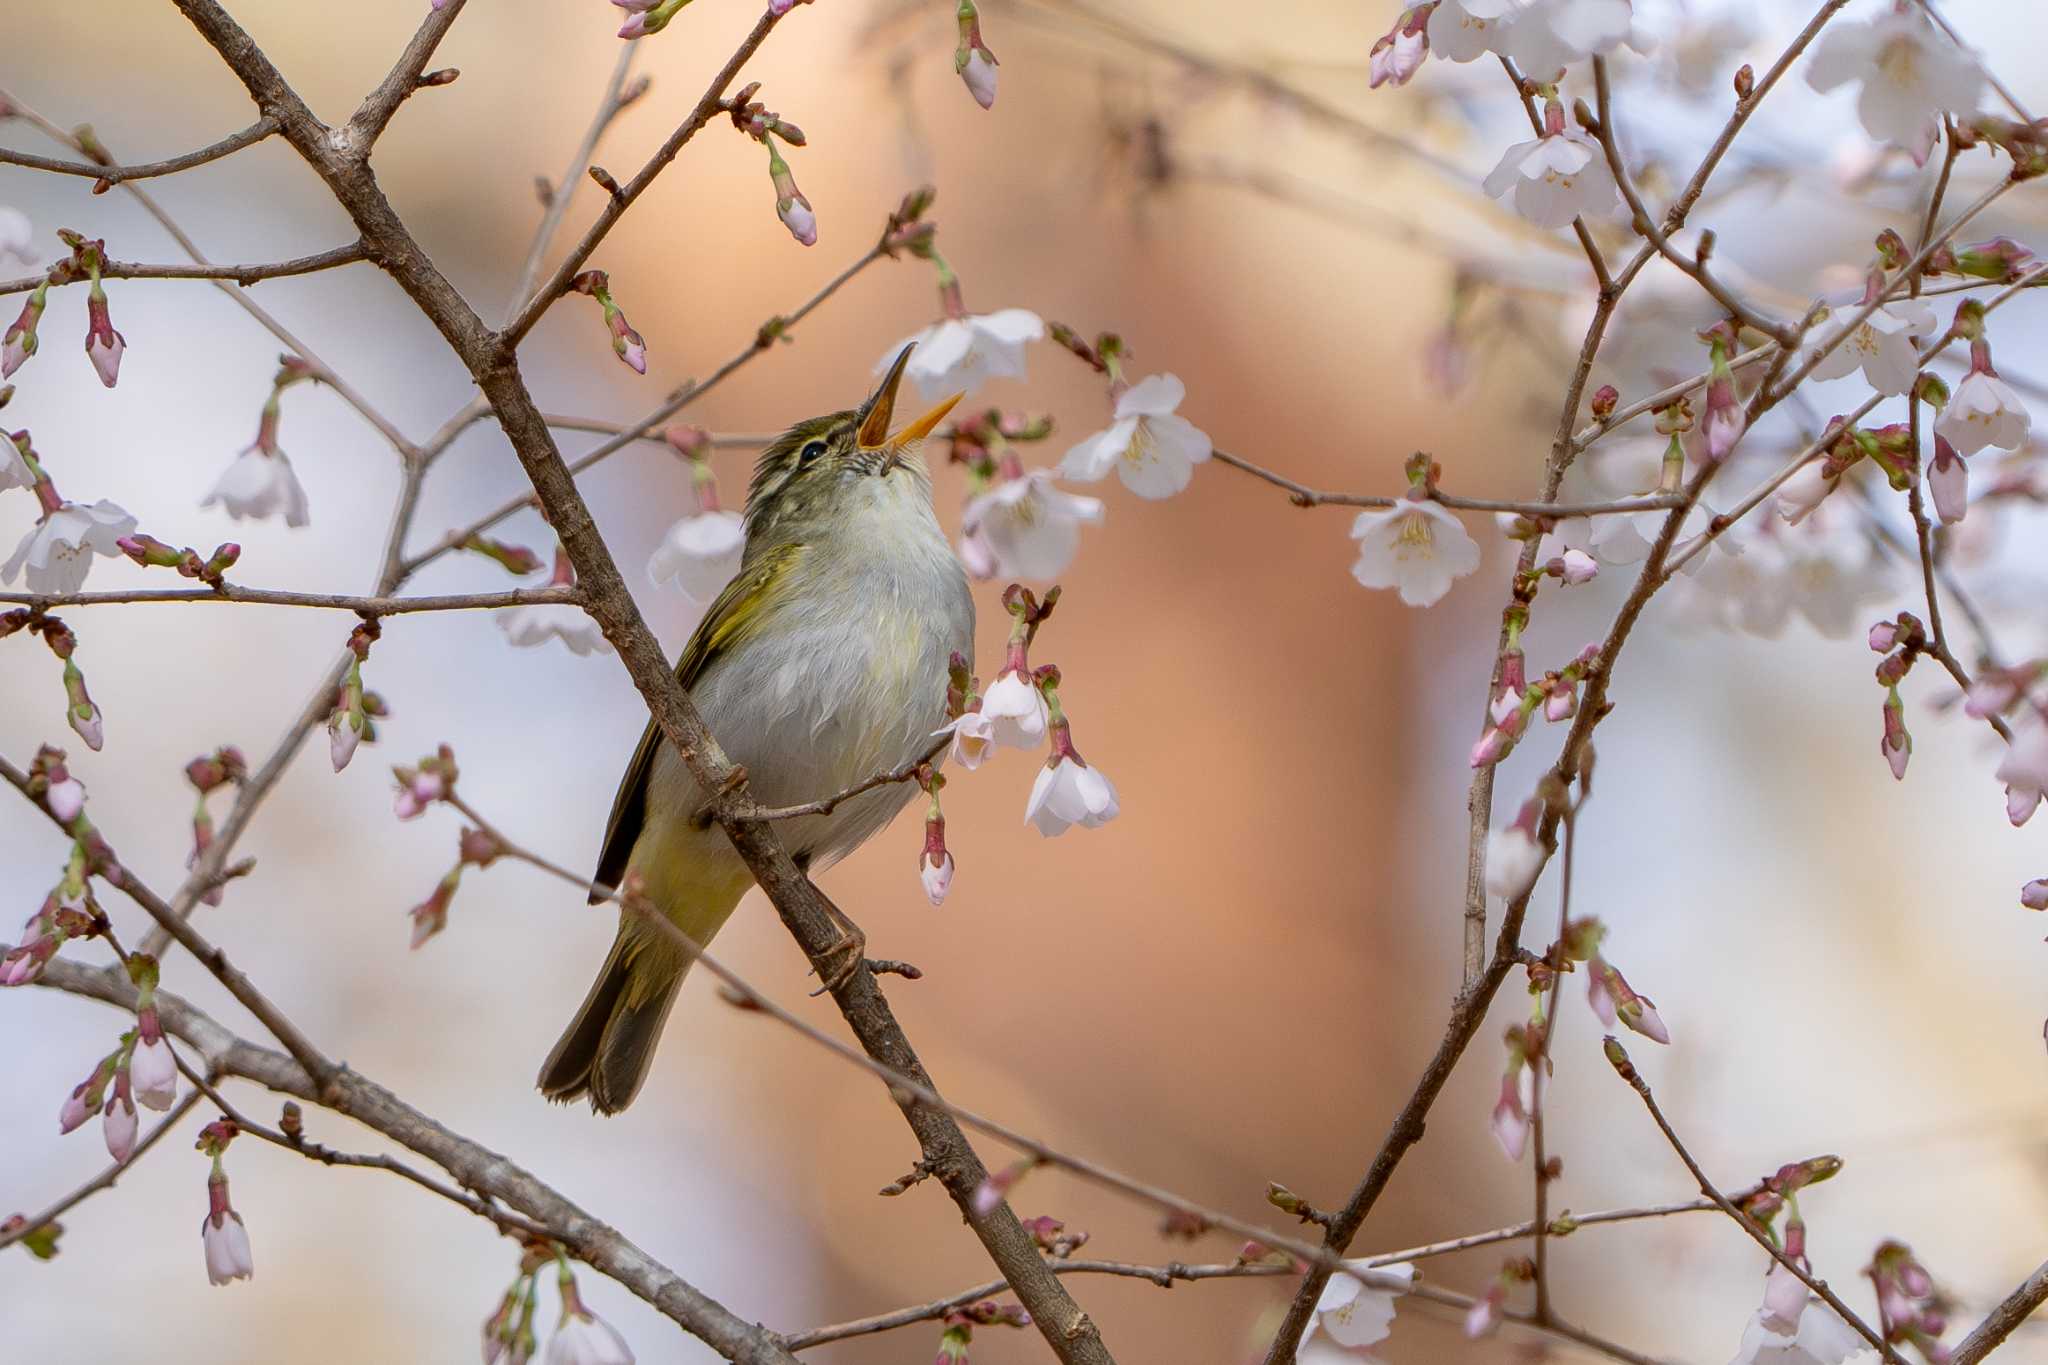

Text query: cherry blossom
(1369, 7), (1431, 88)
(981, 671), (1047, 749)
(1936, 346), (2030, 456)
(1926, 435), (1967, 524)
(1427, 0), (1520, 63)
(1806, 7), (1981, 162)
(1731, 1264), (1864, 1365)
(502, 550), (611, 655)
(962, 469), (1103, 580)
(1349, 497), (1482, 608)
(1806, 297), (1935, 397)
(956, 0), (999, 109)
(1485, 799), (1546, 902)
(937, 709), (996, 769)
(766, 140), (815, 246)
(882, 308), (1045, 402)
(3, 499), (138, 594)
(1026, 680), (1119, 837)
(1058, 373), (1213, 499)
(203, 446), (311, 526)
(546, 1278), (634, 1365)
(920, 847), (955, 906)
(1301, 1261), (1416, 1351)
(1996, 718), (2048, 827)
(648, 508), (745, 600)
(1481, 103), (1618, 230)
(201, 1171), (254, 1286)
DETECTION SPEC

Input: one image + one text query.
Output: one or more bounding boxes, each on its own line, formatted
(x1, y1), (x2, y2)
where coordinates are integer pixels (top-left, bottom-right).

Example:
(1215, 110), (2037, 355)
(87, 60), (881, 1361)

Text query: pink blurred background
(6, 1), (2048, 1360)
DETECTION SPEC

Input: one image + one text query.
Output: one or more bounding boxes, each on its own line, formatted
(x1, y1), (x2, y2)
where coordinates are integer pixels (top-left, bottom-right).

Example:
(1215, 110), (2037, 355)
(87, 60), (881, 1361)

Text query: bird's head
(743, 343), (961, 541)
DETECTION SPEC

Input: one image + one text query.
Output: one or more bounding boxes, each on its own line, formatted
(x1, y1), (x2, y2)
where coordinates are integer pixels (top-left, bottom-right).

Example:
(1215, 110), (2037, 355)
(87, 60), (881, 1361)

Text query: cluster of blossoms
(925, 585), (1119, 905)
(380, 744), (513, 947)
(56, 954), (180, 1164)
(4, 228), (127, 387)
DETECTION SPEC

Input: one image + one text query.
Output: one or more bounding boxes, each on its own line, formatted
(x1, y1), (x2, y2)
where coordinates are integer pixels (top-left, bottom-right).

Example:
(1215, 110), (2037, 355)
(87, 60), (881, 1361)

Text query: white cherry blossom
(962, 470), (1103, 580)
(1026, 755), (1120, 836)
(499, 604), (611, 656)
(648, 509), (745, 600)
(203, 447), (310, 527)
(1349, 498), (1482, 607)
(1428, 0), (1521, 62)
(1936, 365), (2030, 456)
(880, 308), (1044, 401)
(1058, 373), (1212, 499)
(3, 500), (137, 594)
(1806, 8), (1981, 161)
(1301, 1261), (1417, 1353)
(1730, 1264), (1866, 1365)
(1482, 120), (1618, 229)
(1806, 298), (1936, 396)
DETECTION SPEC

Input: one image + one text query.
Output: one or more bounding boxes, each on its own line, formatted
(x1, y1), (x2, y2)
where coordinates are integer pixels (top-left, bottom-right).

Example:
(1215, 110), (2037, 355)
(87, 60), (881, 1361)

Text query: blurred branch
(0, 584), (581, 614)
(0, 1088), (206, 1253)
(502, 8), (788, 344)
(0, 115), (277, 182)
(0, 242), (370, 296)
(504, 42), (641, 320)
(1953, 1260), (2048, 1365)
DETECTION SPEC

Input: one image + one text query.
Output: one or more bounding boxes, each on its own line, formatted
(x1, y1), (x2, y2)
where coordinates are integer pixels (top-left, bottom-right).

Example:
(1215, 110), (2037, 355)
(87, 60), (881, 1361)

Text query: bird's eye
(798, 440), (828, 465)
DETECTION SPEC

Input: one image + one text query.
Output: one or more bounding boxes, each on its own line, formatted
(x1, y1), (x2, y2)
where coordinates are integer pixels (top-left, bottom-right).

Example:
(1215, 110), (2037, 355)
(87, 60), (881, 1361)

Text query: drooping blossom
(1936, 339), (2030, 456)
(1481, 101), (1618, 230)
(545, 1265), (634, 1365)
(500, 550), (611, 656)
(1349, 495), (1482, 608)
(649, 455), (745, 601)
(881, 308), (1044, 402)
(1586, 956), (1670, 1043)
(1058, 373), (1212, 499)
(962, 469), (1103, 581)
(1025, 678), (1118, 837)
(1369, 7), (1431, 88)
(955, 0), (999, 108)
(200, 1165), (254, 1286)
(1731, 1263), (1865, 1365)
(1300, 1261), (1417, 1352)
(766, 139), (816, 246)
(937, 708), (996, 769)
(1484, 798), (1546, 902)
(1996, 718), (2048, 827)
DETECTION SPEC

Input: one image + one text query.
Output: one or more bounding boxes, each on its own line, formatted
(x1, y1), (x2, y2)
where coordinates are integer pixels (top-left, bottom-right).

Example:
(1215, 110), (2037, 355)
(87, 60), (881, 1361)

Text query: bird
(538, 344), (974, 1114)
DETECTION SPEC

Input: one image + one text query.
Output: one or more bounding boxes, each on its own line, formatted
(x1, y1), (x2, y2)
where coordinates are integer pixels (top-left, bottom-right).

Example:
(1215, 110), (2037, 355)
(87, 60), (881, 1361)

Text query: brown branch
(1591, 57), (1797, 344)
(1496, 56), (1612, 293)
(0, 242), (369, 297)
(400, 237), (893, 577)
(1903, 403), (2013, 743)
(734, 736), (949, 822)
(166, 4), (1117, 1358)
(1951, 1259), (2048, 1365)
(31, 957), (800, 1365)
(502, 7), (789, 343)
(0, 116), (278, 182)
(342, 0), (469, 152)
(0, 584), (580, 614)
(1605, 1040), (1901, 1363)
(0, 1087), (206, 1252)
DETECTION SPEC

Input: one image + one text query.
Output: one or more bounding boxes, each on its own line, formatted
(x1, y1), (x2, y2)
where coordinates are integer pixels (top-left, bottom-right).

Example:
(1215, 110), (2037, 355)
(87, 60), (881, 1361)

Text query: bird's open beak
(859, 343), (962, 471)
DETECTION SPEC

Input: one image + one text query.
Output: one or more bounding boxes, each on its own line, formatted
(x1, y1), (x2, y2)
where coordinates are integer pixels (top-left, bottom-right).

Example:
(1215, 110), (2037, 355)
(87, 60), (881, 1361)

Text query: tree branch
(0, 242), (368, 297)
(0, 584), (580, 614)
(0, 1087), (206, 1252)
(0, 116), (278, 183)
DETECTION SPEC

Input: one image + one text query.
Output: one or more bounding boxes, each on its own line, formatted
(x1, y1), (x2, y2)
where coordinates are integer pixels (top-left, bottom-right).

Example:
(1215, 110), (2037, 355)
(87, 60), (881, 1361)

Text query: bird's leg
(807, 892), (869, 997)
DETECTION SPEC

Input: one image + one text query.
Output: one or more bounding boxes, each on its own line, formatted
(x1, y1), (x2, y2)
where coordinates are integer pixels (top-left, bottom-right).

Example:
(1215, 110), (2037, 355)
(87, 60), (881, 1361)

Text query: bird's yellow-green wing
(587, 544), (804, 903)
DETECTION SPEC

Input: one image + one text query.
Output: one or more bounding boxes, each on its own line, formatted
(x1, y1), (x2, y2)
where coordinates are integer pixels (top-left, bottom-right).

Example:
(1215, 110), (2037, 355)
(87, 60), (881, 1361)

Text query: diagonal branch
(0, 584), (580, 614)
(0, 1087), (207, 1253)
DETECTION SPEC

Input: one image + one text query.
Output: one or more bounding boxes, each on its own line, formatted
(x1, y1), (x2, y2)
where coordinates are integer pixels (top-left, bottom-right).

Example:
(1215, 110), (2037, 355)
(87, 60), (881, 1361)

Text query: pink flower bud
(131, 1034), (179, 1111)
(103, 1085), (138, 1163)
(1465, 1283), (1504, 1338)
(1557, 548), (1599, 585)
(1928, 435), (1968, 524)
(1868, 621), (1898, 653)
(2023, 879), (2048, 911)
(84, 287), (125, 388)
(59, 1084), (94, 1134)
(920, 850), (955, 907)
(201, 1171), (254, 1285)
(1544, 680), (1577, 723)
(768, 143), (817, 246)
(45, 775), (85, 823)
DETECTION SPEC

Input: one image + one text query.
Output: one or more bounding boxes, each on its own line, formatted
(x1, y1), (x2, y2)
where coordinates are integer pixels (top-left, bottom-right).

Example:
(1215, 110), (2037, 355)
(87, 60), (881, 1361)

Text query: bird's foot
(808, 918), (868, 996)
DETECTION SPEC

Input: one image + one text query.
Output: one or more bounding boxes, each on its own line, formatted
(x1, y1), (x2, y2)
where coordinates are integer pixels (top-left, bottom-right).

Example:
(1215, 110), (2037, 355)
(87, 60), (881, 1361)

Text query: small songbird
(539, 345), (974, 1114)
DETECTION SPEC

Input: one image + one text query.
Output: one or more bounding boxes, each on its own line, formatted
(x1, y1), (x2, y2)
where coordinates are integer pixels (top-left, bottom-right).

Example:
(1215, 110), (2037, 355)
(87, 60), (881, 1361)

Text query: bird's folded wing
(588, 543), (806, 903)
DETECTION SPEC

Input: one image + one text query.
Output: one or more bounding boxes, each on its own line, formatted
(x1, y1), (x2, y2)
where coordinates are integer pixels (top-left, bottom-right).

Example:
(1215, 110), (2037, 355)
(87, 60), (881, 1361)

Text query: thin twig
(505, 42), (640, 321)
(0, 585), (579, 614)
(1208, 448), (1685, 517)
(0, 242), (367, 296)
(0, 116), (278, 182)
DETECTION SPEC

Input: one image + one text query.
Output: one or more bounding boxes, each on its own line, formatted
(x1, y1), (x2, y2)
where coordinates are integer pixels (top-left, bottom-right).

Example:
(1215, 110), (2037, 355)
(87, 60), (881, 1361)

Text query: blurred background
(5, 0), (2048, 1360)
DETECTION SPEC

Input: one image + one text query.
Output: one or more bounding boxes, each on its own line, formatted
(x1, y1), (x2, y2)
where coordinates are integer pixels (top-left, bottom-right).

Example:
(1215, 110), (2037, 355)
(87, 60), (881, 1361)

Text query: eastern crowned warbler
(539, 345), (973, 1113)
